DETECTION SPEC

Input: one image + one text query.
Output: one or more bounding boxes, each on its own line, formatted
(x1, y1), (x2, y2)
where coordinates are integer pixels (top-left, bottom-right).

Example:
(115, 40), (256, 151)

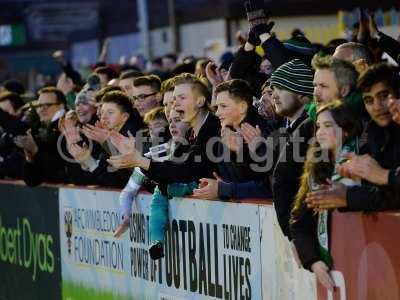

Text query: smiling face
(36, 92), (64, 122)
(76, 102), (97, 124)
(100, 102), (129, 130)
(316, 110), (342, 152)
(215, 91), (247, 128)
(362, 81), (394, 128)
(75, 91), (97, 124)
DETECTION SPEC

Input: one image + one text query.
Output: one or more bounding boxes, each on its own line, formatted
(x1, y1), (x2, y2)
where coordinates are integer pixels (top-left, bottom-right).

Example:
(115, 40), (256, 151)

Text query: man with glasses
(15, 87), (68, 186)
(131, 75), (163, 119)
(36, 87), (66, 123)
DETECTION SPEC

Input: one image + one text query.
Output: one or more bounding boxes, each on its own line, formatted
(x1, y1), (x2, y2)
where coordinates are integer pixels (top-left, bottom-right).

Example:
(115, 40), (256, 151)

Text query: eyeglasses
(36, 102), (60, 109)
(131, 92), (158, 102)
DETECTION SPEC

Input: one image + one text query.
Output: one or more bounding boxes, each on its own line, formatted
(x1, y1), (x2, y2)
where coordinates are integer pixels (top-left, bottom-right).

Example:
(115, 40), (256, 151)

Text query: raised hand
(14, 130), (39, 162)
(357, 8), (371, 43)
(205, 62), (224, 87)
(246, 29), (261, 47)
(240, 122), (262, 152)
(337, 153), (388, 186)
(64, 125), (82, 147)
(221, 127), (243, 153)
(368, 13), (379, 39)
(59, 112), (81, 144)
(82, 122), (110, 144)
(244, 0), (274, 38)
(57, 73), (74, 95)
(109, 130), (136, 155)
(107, 149), (141, 170)
(67, 142), (91, 163)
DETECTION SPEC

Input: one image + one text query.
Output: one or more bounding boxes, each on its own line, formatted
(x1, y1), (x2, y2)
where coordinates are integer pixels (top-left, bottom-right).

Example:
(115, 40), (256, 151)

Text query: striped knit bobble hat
(270, 59), (314, 96)
(283, 35), (315, 56)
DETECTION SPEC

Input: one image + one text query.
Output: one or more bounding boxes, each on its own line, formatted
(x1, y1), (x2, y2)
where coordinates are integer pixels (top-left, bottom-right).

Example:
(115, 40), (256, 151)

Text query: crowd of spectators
(1, 0), (400, 291)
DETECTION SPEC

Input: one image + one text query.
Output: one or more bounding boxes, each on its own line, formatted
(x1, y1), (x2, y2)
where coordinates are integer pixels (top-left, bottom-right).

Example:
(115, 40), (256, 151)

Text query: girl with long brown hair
(290, 100), (362, 291)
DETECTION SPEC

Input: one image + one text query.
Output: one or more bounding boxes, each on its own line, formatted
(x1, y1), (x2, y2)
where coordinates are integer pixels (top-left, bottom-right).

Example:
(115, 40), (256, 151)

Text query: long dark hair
(292, 100), (362, 214)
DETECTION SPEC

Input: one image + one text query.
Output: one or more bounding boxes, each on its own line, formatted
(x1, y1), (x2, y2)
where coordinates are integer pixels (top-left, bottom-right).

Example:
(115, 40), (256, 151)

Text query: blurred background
(0, 0), (398, 93)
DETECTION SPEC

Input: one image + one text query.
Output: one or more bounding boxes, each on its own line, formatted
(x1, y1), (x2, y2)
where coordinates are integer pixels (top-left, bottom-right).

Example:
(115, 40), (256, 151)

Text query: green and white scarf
(317, 138), (360, 267)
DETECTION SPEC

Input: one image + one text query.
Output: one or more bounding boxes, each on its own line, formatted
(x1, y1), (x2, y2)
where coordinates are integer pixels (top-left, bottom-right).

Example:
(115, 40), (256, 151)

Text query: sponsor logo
(64, 207), (73, 255)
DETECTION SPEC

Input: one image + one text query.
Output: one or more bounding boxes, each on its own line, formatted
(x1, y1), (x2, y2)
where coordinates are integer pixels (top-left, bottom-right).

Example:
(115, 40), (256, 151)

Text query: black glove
(253, 21), (275, 37)
(244, 0), (275, 37)
(247, 29), (261, 46)
(245, 0), (265, 13)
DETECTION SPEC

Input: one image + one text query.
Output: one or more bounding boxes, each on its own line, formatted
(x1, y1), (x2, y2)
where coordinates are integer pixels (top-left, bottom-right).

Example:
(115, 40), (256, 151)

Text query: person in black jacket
(306, 63), (400, 212)
(108, 73), (221, 184)
(243, 0), (315, 69)
(66, 91), (136, 188)
(0, 79), (25, 95)
(229, 36), (269, 98)
(192, 79), (272, 200)
(130, 75), (163, 120)
(15, 87), (67, 186)
(269, 59), (315, 239)
(58, 87), (104, 184)
(372, 30), (400, 64)
(230, 0), (315, 97)
(108, 73), (220, 259)
(84, 85), (146, 143)
(290, 102), (362, 292)
(0, 92), (28, 179)
(359, 13), (400, 64)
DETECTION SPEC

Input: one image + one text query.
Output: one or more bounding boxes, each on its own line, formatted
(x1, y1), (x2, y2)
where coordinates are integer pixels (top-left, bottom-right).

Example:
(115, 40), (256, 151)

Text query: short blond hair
(143, 106), (167, 125)
(312, 56), (358, 91)
(173, 73), (211, 104)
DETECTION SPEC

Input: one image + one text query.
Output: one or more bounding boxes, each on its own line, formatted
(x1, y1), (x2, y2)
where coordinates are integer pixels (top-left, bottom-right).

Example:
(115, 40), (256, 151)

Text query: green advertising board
(0, 184), (61, 300)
